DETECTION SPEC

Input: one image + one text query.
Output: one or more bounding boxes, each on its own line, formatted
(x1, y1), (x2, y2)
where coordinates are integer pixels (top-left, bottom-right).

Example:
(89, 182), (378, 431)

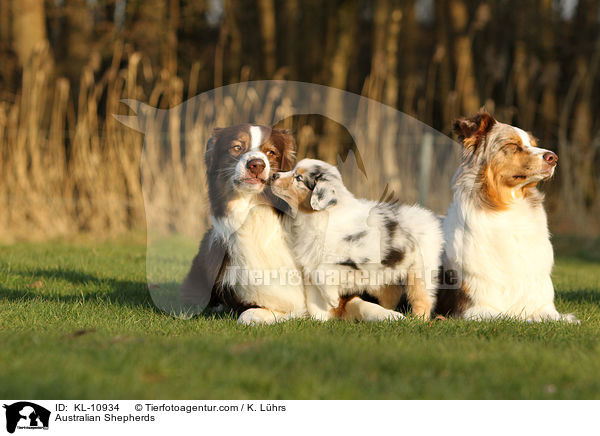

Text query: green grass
(1, 234), (599, 399)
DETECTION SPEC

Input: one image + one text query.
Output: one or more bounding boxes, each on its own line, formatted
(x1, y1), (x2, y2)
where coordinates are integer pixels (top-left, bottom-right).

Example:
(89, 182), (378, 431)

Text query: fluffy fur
(181, 124), (307, 325)
(436, 111), (579, 323)
(271, 159), (443, 321)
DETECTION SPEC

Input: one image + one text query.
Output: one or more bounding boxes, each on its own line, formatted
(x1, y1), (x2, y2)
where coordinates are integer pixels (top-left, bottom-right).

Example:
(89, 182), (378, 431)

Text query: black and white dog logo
(3, 402), (50, 434)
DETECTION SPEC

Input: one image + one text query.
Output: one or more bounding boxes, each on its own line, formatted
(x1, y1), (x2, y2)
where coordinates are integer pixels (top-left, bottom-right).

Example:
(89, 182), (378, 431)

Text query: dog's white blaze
(232, 125), (270, 184)
(514, 127), (532, 147)
(514, 127), (547, 155)
(250, 126), (263, 150)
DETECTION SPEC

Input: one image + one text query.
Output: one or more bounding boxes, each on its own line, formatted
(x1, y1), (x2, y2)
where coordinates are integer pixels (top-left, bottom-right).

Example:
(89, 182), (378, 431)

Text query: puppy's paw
(383, 310), (406, 321)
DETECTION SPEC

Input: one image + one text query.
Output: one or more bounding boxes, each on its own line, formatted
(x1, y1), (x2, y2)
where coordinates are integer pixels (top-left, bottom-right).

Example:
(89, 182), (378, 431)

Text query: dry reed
(0, 40), (598, 241)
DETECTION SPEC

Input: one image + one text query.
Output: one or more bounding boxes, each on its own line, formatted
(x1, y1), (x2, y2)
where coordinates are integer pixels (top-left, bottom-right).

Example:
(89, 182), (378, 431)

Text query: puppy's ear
(204, 127), (222, 173)
(310, 176), (338, 211)
(310, 181), (337, 211)
(453, 111), (495, 150)
(271, 128), (297, 171)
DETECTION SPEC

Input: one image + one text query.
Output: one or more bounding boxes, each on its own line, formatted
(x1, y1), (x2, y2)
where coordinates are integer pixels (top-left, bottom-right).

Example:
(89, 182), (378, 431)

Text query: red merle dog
(181, 124), (307, 324)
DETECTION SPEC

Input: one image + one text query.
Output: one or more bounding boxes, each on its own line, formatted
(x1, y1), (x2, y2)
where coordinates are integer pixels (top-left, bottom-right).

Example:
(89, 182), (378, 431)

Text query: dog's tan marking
(329, 295), (355, 319)
(405, 269), (432, 320)
(341, 297), (401, 321)
(480, 131), (543, 210)
(271, 167), (316, 213)
(376, 285), (404, 310)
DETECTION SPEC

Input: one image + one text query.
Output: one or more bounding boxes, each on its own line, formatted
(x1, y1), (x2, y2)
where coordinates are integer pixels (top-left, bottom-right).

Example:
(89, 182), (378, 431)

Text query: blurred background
(0, 0), (599, 241)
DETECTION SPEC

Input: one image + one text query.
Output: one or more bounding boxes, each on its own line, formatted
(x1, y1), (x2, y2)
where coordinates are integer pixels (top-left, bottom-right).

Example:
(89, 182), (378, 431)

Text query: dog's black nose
(246, 158), (266, 177)
(543, 151), (558, 166)
(272, 173), (280, 180)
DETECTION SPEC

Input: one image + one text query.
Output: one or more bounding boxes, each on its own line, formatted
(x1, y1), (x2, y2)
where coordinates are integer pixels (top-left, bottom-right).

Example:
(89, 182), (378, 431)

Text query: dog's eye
(505, 143), (523, 153)
(295, 175), (303, 182)
(231, 144), (242, 152)
(266, 150), (277, 157)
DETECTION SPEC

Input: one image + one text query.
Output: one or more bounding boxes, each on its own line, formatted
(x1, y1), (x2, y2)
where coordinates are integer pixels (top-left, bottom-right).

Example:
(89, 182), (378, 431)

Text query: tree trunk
(282, 0), (299, 77)
(125, 0), (168, 70)
(322, 0), (358, 165)
(63, 0), (94, 82)
(449, 0), (479, 115)
(380, 3), (403, 200)
(435, 0), (453, 129)
(539, 0), (558, 140)
(164, 0), (180, 77)
(0, 0), (18, 97)
(384, 2), (402, 108)
(224, 0), (242, 81)
(399, 0), (416, 115)
(11, 0), (48, 66)
(258, 0), (277, 77)
(366, 0), (390, 102)
(0, 0), (10, 47)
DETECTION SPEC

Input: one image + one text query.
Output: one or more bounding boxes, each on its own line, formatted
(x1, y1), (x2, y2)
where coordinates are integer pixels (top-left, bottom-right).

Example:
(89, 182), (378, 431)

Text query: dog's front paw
(319, 291), (339, 308)
(559, 313), (580, 324)
(310, 309), (332, 322)
(237, 308), (275, 325)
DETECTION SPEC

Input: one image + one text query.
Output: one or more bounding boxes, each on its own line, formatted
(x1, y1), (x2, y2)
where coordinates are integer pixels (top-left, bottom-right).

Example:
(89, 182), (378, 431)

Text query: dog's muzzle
(247, 158), (266, 177)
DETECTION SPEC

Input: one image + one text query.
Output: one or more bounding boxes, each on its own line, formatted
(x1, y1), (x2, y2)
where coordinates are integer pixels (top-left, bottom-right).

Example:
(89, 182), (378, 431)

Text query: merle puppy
(271, 158), (443, 321)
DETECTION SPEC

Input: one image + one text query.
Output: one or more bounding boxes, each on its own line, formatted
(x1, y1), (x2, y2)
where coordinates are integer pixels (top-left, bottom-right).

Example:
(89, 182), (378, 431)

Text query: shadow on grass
(0, 267), (154, 308)
(553, 236), (600, 263)
(0, 268), (235, 319)
(556, 289), (600, 304)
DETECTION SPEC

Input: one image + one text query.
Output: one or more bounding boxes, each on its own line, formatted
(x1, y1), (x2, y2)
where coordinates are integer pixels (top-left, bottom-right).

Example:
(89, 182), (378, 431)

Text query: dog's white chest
(219, 202), (306, 313)
(446, 197), (556, 315)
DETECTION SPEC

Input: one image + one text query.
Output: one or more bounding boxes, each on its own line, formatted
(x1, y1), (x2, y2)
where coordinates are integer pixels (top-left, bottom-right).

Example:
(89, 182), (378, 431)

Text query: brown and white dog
(181, 124), (307, 324)
(436, 111), (578, 322)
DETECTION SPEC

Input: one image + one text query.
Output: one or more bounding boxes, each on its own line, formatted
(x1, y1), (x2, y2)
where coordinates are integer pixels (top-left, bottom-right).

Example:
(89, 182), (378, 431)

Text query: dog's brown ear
(271, 128), (297, 172)
(204, 127), (222, 173)
(453, 111), (495, 149)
